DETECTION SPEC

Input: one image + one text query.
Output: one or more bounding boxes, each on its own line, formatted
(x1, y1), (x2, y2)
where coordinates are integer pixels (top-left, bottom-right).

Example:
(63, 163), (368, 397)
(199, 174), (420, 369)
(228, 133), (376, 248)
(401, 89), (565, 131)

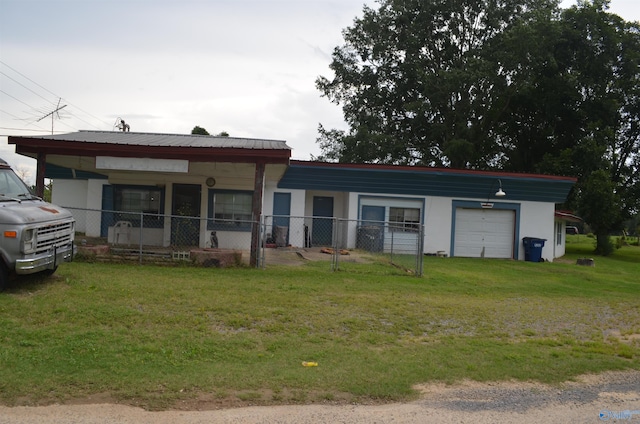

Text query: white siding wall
(52, 179), (108, 237)
(423, 197), (454, 256)
(52, 180), (88, 232)
(518, 201), (556, 261)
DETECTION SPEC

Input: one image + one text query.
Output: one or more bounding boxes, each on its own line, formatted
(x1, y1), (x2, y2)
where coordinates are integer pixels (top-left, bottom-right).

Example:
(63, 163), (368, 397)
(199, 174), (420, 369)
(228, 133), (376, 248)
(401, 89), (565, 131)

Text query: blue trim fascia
(278, 165), (574, 204)
(449, 200), (521, 259)
(45, 163), (108, 180)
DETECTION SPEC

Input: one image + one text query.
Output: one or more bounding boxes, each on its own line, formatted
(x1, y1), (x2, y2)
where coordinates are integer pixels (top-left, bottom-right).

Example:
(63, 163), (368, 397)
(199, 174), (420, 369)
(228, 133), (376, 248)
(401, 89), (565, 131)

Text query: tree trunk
(594, 229), (613, 256)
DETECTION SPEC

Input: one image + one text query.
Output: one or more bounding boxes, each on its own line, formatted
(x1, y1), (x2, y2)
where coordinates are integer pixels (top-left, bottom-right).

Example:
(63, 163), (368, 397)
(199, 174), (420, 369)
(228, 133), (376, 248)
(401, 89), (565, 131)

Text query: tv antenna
(37, 97), (67, 134)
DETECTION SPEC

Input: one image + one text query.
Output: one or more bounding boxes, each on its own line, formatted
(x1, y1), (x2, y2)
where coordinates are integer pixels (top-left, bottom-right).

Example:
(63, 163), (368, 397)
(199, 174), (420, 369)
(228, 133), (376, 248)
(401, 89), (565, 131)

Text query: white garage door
(454, 208), (515, 258)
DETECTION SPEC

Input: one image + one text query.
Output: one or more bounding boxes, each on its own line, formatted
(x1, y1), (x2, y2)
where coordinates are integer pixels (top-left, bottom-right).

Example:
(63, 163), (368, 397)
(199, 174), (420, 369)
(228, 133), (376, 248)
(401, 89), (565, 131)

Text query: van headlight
(23, 229), (35, 253)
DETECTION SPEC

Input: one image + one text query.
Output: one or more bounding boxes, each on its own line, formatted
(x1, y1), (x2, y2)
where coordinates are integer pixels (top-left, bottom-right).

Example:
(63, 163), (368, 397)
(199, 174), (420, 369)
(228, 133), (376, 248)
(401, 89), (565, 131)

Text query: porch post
(250, 161), (266, 267)
(35, 152), (46, 198)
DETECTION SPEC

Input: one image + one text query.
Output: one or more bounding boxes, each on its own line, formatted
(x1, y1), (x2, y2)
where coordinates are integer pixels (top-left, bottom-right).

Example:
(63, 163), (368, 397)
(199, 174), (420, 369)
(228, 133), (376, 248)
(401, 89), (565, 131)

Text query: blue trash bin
(523, 237), (546, 262)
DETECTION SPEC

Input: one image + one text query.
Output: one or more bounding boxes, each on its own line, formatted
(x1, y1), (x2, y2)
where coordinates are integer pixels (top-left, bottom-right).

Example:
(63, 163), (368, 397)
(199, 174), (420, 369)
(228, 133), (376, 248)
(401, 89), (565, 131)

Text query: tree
(557, 2), (640, 254)
(191, 127), (230, 137)
(316, 0), (558, 167)
(191, 126), (210, 135)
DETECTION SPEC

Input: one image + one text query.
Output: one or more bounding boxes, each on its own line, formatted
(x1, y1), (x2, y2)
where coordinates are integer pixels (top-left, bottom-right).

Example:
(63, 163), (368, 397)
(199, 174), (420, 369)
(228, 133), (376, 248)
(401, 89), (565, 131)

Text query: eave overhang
(279, 161), (577, 204)
(10, 139), (290, 165)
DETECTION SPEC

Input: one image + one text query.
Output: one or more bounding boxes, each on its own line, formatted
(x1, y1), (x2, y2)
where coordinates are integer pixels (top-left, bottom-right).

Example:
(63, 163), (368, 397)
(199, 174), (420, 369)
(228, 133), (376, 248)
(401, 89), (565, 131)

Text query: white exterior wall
(52, 180), (88, 233)
(518, 201), (556, 261)
(52, 179), (108, 237)
(423, 197), (455, 256)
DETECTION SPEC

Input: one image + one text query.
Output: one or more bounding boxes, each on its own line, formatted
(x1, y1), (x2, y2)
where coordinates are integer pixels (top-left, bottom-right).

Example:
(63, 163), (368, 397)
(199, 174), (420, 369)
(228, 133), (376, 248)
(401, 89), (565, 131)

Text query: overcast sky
(1, 0), (638, 184)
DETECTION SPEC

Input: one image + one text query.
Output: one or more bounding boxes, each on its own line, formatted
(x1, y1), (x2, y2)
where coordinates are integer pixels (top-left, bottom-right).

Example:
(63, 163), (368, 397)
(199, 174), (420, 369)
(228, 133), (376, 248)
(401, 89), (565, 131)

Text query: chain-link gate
(261, 215), (424, 276)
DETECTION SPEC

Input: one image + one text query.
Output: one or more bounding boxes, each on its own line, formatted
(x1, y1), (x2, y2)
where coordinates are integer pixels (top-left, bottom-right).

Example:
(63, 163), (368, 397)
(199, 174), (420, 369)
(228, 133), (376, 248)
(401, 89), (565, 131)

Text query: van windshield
(0, 168), (33, 200)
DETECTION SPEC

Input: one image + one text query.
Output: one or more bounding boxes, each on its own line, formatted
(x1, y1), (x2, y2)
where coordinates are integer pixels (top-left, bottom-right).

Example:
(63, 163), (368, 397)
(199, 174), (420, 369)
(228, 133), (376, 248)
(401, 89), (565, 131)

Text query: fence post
(416, 225), (425, 277)
(331, 217), (339, 271)
(139, 211), (144, 264)
(259, 215), (267, 269)
(390, 227), (394, 265)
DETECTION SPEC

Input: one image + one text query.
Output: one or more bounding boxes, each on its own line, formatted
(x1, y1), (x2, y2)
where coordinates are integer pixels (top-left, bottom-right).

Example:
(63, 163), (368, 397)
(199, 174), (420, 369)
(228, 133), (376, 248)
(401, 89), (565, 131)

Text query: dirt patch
(262, 247), (375, 266)
(2, 370), (638, 423)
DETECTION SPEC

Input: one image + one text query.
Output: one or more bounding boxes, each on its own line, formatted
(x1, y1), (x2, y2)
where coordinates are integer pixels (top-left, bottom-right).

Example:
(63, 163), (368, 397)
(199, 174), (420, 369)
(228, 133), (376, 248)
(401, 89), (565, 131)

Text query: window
(208, 190), (253, 230)
(112, 185), (164, 227)
(115, 187), (162, 214)
(389, 207), (420, 232)
(556, 222), (563, 245)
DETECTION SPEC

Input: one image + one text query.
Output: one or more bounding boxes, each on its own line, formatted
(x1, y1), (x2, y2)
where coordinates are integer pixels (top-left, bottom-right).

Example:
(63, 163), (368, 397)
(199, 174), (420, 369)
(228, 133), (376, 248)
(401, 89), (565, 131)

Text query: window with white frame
(208, 190), (253, 230)
(389, 207), (420, 232)
(556, 221), (563, 245)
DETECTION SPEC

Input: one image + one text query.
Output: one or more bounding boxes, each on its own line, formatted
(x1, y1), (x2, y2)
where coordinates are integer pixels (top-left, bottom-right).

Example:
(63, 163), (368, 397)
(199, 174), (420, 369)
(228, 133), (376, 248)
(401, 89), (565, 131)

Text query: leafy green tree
(316, 0), (557, 167)
(191, 126), (210, 135)
(558, 2), (640, 254)
(577, 170), (623, 254)
(191, 127), (230, 137)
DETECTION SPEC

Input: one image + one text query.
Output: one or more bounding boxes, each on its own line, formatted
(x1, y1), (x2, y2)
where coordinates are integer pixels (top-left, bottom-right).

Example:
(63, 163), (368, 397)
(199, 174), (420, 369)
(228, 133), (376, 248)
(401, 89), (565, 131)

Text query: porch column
(35, 152), (46, 198)
(250, 161), (266, 267)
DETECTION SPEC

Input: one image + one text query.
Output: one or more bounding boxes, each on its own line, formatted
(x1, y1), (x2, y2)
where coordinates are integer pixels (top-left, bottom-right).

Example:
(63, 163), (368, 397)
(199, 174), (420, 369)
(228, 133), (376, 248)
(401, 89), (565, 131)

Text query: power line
(0, 71), (57, 106)
(0, 61), (60, 101)
(0, 60), (112, 130)
(0, 89), (40, 111)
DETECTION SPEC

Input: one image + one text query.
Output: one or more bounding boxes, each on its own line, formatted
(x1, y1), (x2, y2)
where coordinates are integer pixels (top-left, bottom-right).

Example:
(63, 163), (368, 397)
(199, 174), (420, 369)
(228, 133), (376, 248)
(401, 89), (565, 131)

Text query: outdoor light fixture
(481, 179), (506, 209)
(495, 179), (506, 197)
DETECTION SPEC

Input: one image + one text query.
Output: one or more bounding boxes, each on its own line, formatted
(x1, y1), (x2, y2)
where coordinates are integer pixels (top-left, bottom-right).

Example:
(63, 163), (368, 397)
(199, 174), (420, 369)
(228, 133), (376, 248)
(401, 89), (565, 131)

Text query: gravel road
(1, 370), (638, 424)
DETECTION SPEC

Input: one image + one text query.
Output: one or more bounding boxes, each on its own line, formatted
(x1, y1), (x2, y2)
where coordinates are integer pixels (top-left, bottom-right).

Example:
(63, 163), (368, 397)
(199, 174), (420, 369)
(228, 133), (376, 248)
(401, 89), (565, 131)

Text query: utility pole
(37, 98), (67, 134)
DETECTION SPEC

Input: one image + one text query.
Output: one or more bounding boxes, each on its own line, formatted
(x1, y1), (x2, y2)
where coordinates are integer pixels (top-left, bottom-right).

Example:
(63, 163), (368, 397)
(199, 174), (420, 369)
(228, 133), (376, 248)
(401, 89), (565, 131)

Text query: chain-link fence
(67, 207), (256, 266)
(66, 207), (424, 275)
(261, 216), (424, 276)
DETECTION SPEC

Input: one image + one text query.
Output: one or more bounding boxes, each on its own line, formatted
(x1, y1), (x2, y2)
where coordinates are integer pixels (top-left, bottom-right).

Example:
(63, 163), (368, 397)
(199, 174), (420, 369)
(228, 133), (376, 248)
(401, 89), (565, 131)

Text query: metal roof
(9, 130), (292, 165)
(21, 130), (291, 150)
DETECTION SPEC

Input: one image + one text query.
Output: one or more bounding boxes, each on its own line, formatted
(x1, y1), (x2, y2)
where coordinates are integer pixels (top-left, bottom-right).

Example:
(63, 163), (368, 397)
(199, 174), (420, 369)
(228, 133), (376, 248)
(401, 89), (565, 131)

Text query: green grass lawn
(0, 236), (638, 409)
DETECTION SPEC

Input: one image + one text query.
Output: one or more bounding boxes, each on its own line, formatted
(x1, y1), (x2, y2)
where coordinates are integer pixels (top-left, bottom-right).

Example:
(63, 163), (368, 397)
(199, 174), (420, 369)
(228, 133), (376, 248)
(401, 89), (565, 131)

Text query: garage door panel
(454, 208), (515, 258)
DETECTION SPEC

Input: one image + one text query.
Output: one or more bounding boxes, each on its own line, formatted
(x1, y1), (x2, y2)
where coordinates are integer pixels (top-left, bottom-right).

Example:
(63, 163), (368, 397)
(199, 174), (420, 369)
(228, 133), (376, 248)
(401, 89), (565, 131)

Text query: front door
(312, 196), (333, 246)
(358, 205), (385, 251)
(272, 192), (291, 246)
(171, 184), (201, 246)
